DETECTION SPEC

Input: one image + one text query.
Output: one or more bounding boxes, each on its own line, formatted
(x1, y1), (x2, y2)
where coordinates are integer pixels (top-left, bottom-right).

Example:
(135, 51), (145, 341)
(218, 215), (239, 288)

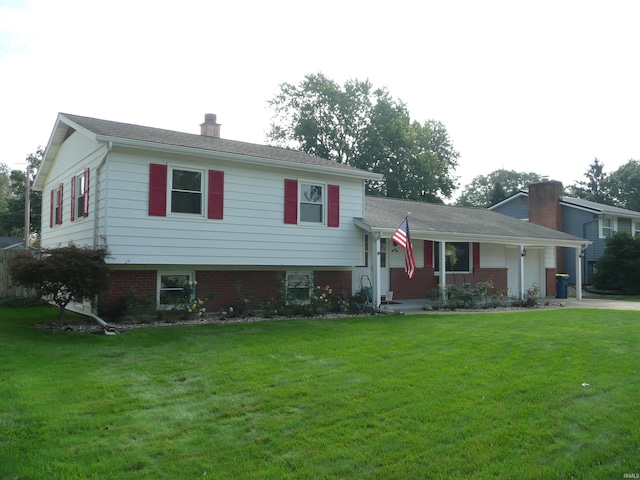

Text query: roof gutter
(354, 219), (589, 248)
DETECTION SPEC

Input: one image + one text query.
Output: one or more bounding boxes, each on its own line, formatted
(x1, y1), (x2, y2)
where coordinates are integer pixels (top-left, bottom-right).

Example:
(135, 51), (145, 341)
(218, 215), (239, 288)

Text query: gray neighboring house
(490, 180), (640, 285)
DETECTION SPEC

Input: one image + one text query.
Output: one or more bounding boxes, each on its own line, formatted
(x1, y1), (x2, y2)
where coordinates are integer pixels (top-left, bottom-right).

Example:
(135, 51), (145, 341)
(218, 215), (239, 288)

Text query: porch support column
(519, 245), (526, 298)
(439, 241), (447, 302)
(575, 247), (583, 300)
(373, 234), (382, 309)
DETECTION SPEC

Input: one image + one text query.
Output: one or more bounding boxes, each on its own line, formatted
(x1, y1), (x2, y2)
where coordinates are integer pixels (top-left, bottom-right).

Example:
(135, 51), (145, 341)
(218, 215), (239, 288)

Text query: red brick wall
(390, 268), (438, 299)
(100, 269), (353, 314)
(390, 268), (508, 300)
(196, 271), (282, 312)
(315, 271), (352, 299)
(473, 268), (508, 292)
(100, 270), (157, 307)
(546, 267), (557, 297)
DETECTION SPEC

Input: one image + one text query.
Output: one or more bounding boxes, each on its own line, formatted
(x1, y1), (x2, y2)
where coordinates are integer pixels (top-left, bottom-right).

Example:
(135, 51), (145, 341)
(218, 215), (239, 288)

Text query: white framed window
(379, 238), (387, 268)
(158, 272), (195, 308)
(633, 220), (640, 237)
(286, 271), (314, 303)
(299, 182), (324, 223)
(599, 217), (616, 238)
(361, 234), (369, 267)
(53, 184), (63, 225)
(170, 168), (203, 215)
(74, 170), (89, 219)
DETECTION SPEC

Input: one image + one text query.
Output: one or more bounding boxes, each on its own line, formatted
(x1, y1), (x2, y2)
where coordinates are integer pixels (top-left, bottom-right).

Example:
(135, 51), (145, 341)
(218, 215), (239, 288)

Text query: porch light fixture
(521, 249), (527, 257)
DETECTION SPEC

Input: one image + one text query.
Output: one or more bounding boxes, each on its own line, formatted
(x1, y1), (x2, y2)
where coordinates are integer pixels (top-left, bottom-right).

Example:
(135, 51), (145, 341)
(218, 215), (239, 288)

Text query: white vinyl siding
(39, 132), (106, 249)
(96, 148), (366, 267)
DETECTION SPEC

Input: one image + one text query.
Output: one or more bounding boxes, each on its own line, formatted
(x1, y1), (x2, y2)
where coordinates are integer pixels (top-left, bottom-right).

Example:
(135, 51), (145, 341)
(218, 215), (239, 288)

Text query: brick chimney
(528, 180), (563, 231)
(200, 113), (221, 138)
(529, 179), (564, 279)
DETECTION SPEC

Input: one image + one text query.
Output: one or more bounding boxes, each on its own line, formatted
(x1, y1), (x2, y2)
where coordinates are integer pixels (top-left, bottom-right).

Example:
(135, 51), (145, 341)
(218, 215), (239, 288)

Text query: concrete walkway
(378, 297), (640, 314)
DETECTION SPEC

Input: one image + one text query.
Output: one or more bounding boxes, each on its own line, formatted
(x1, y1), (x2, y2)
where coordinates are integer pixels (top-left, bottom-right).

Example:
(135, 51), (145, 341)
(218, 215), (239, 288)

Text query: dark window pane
(171, 191), (201, 214)
(434, 242), (470, 272)
(172, 170), (201, 192)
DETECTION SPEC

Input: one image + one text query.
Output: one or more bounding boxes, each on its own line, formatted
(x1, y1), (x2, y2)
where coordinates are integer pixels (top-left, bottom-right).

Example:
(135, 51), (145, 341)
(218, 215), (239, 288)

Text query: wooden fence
(0, 250), (36, 298)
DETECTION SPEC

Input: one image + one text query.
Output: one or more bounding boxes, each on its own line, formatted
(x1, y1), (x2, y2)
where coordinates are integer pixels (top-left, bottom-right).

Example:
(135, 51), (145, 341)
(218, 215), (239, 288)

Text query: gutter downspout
(92, 142), (111, 324)
(93, 142), (111, 249)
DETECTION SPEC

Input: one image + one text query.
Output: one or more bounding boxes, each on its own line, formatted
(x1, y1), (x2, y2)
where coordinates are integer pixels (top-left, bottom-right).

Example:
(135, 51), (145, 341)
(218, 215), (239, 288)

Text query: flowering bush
(170, 281), (207, 318)
(259, 279), (357, 317)
(513, 283), (540, 307)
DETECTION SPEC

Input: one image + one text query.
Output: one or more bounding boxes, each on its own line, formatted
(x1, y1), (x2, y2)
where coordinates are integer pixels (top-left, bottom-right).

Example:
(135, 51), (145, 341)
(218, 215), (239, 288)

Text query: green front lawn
(1, 306), (639, 479)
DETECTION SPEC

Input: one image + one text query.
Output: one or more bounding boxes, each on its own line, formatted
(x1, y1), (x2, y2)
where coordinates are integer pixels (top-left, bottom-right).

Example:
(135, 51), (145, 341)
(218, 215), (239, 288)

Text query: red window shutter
(473, 242), (480, 269)
(149, 163), (167, 216)
(207, 170), (224, 219)
(284, 179), (298, 224)
(57, 183), (64, 225)
(83, 168), (90, 217)
(424, 240), (433, 268)
(70, 176), (76, 221)
(50, 190), (54, 228)
(327, 184), (340, 227)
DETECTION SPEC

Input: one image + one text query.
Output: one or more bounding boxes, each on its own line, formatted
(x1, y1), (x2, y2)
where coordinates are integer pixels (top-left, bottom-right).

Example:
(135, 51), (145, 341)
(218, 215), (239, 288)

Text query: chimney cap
(204, 113), (216, 123)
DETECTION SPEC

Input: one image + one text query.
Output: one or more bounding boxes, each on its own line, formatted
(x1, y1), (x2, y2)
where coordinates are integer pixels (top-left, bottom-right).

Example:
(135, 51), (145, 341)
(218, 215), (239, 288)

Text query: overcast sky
(1, 0), (639, 200)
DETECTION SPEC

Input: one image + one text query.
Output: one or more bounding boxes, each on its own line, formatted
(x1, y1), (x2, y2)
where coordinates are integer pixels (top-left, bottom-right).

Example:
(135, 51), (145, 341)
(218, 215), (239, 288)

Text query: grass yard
(1, 306), (639, 479)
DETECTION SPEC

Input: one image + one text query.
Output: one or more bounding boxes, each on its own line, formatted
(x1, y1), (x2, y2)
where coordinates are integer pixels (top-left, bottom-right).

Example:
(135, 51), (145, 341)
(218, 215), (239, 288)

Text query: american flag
(392, 217), (417, 279)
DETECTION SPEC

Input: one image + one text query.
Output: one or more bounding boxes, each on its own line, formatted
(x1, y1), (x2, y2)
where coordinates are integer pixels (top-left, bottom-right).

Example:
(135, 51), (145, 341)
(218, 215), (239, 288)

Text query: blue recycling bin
(556, 274), (569, 299)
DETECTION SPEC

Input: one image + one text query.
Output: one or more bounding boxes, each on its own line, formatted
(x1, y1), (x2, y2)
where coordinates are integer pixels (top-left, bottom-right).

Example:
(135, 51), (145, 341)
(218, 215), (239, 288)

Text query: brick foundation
(99, 269), (352, 315)
(100, 270), (157, 307)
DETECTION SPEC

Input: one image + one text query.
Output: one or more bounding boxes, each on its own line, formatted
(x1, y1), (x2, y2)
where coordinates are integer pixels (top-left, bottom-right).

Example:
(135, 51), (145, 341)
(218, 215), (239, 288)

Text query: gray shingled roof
(60, 113), (376, 176)
(560, 195), (640, 218)
(493, 189), (640, 219)
(361, 196), (587, 246)
(0, 237), (24, 249)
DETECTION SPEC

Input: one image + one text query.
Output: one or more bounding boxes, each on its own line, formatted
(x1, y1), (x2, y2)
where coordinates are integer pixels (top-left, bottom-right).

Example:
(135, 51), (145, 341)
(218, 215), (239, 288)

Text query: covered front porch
(355, 197), (590, 308)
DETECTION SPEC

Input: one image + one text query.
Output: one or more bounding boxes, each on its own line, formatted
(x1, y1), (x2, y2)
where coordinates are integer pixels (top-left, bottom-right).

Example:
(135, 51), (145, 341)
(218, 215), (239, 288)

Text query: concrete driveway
(385, 297), (640, 313)
(560, 298), (640, 310)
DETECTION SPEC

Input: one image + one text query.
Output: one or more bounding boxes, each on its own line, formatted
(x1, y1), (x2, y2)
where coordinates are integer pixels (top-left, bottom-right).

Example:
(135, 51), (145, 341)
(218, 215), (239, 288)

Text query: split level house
(490, 180), (640, 285)
(33, 113), (589, 316)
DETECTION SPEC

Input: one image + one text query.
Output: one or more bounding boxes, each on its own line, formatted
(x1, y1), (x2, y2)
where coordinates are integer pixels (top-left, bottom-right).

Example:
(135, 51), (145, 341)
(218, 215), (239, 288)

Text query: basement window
(158, 272), (195, 308)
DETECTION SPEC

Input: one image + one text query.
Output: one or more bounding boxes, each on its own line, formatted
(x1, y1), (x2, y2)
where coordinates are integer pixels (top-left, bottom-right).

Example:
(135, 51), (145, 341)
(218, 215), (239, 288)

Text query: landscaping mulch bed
(34, 301), (568, 334)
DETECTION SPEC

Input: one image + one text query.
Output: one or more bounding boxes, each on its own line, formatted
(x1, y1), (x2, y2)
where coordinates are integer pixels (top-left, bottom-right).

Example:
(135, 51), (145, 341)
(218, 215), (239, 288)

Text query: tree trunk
(57, 306), (66, 324)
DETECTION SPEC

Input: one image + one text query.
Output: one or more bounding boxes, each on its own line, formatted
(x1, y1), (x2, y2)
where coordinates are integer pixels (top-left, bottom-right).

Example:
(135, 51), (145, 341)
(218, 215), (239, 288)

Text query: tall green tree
(593, 231), (640, 294)
(0, 147), (43, 238)
(605, 159), (640, 211)
(456, 169), (542, 207)
(267, 73), (459, 201)
(0, 163), (10, 215)
(567, 158), (613, 204)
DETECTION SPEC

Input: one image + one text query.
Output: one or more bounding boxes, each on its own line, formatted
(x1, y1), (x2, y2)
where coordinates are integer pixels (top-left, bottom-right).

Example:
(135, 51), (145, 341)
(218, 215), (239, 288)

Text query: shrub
(259, 278), (358, 317)
(593, 231), (640, 295)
